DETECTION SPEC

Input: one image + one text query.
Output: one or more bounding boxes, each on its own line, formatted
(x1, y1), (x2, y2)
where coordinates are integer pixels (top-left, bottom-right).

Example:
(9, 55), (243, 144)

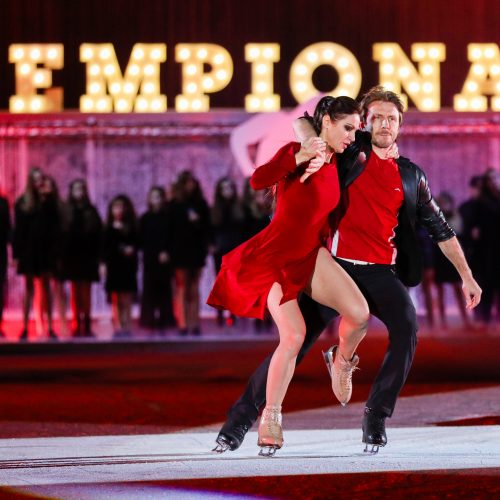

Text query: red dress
(207, 142), (340, 319)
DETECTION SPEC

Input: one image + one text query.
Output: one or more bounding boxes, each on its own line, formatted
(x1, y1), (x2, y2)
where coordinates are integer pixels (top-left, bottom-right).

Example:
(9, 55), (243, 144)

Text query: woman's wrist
(295, 150), (312, 166)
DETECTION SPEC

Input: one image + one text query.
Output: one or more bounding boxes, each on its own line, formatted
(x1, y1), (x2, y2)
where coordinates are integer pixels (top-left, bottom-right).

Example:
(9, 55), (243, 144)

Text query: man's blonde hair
(360, 86), (405, 124)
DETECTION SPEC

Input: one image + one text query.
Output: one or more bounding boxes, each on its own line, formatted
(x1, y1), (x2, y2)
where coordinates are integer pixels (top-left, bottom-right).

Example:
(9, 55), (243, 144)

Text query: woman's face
(220, 180), (235, 199)
(41, 177), (53, 195)
(32, 170), (44, 191)
(437, 196), (454, 213)
(111, 200), (125, 220)
(321, 113), (360, 153)
(184, 177), (197, 194)
(149, 190), (163, 209)
(485, 170), (500, 192)
(71, 182), (85, 201)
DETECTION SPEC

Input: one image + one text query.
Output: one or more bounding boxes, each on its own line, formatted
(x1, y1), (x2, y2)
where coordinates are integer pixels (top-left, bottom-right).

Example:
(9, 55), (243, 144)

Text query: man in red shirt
(213, 87), (482, 454)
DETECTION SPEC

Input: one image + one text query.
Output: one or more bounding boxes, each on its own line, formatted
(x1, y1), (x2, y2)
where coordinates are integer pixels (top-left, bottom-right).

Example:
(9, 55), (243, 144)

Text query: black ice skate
(212, 420), (250, 453)
(362, 407), (387, 454)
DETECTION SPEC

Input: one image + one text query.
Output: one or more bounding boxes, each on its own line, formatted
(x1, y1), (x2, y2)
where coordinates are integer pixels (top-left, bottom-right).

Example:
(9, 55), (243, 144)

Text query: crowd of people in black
(417, 168), (500, 330)
(0, 167), (274, 340)
(0, 166), (497, 341)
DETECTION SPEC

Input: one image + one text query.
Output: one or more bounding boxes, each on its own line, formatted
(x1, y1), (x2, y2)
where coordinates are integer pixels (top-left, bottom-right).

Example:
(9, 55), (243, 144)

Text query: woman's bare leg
(265, 283), (306, 408)
(122, 292), (132, 332)
(308, 248), (370, 360)
(435, 282), (447, 328)
(70, 282), (80, 334)
(258, 283), (305, 453)
(174, 269), (187, 330)
(81, 282), (93, 334)
(186, 269), (201, 330)
(23, 276), (35, 332)
(421, 269), (435, 329)
(33, 277), (45, 336)
(53, 280), (68, 335)
(111, 292), (120, 331)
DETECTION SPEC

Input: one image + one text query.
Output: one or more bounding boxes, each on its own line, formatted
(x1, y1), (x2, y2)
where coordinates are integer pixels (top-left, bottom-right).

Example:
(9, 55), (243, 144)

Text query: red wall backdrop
(0, 0), (498, 110)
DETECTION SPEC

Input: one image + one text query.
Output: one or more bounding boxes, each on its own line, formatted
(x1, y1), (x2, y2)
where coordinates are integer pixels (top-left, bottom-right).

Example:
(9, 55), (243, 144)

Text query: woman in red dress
(208, 96), (370, 456)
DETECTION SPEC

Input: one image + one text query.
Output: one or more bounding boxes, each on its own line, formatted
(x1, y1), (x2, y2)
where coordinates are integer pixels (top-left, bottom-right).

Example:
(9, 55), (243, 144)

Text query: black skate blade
(258, 445), (278, 457)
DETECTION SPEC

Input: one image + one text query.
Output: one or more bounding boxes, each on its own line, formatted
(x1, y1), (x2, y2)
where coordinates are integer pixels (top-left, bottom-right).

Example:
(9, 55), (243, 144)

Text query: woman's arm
(251, 139), (326, 190)
(250, 142), (301, 190)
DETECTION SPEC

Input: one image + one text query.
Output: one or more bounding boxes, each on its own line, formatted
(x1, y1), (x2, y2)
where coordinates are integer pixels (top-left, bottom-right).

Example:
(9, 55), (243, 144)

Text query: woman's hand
(158, 251), (169, 264)
(300, 150), (327, 183)
(123, 245), (135, 257)
(295, 137), (326, 165)
(99, 263), (107, 280)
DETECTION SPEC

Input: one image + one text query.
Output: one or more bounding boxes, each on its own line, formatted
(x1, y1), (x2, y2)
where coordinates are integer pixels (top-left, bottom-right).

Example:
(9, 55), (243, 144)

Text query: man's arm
(293, 117), (316, 142)
(437, 237), (481, 309)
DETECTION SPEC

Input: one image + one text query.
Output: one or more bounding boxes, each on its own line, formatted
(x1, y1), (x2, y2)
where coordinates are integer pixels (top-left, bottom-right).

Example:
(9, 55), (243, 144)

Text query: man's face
(364, 101), (401, 149)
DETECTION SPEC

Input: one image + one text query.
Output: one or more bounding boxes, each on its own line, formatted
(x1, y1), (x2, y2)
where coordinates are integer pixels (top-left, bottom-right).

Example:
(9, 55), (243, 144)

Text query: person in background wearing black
(13, 168), (59, 341)
(241, 178), (273, 333)
(170, 171), (211, 336)
(211, 177), (244, 327)
(43, 175), (69, 338)
(415, 223), (436, 330)
(0, 192), (10, 338)
(61, 179), (102, 338)
(139, 186), (175, 334)
(469, 168), (500, 327)
(432, 192), (470, 329)
(459, 175), (483, 298)
(102, 195), (139, 338)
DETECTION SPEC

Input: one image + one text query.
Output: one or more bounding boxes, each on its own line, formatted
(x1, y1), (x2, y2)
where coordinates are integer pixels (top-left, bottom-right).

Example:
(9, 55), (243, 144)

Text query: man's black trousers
(227, 258), (418, 426)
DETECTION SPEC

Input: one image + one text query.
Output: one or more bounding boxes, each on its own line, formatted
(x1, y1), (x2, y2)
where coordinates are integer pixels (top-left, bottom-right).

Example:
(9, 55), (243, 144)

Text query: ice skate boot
(257, 406), (283, 457)
(362, 407), (387, 454)
(212, 419), (250, 453)
(322, 345), (359, 405)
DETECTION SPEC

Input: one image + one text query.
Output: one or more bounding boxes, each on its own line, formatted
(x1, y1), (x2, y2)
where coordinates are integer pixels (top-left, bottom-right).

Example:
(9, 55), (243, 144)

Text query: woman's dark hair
(481, 167), (500, 200)
(43, 175), (61, 204)
(106, 194), (137, 230)
(68, 178), (91, 206)
(212, 176), (242, 226)
(214, 176), (237, 204)
(171, 170), (204, 203)
(310, 95), (361, 135)
(20, 167), (43, 213)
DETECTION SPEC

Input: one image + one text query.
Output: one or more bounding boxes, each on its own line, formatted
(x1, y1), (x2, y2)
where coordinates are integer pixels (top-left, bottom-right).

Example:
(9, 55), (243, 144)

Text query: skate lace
(232, 423), (249, 441)
(261, 407), (282, 425)
(340, 365), (359, 391)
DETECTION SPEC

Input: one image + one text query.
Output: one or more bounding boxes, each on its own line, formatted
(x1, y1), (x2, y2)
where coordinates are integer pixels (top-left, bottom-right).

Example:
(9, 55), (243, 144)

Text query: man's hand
(295, 137), (326, 165)
(437, 236), (481, 309)
(462, 277), (482, 309)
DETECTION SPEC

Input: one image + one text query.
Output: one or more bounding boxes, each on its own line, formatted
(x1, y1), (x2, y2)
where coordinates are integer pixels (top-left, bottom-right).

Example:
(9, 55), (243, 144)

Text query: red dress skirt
(207, 142), (340, 319)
